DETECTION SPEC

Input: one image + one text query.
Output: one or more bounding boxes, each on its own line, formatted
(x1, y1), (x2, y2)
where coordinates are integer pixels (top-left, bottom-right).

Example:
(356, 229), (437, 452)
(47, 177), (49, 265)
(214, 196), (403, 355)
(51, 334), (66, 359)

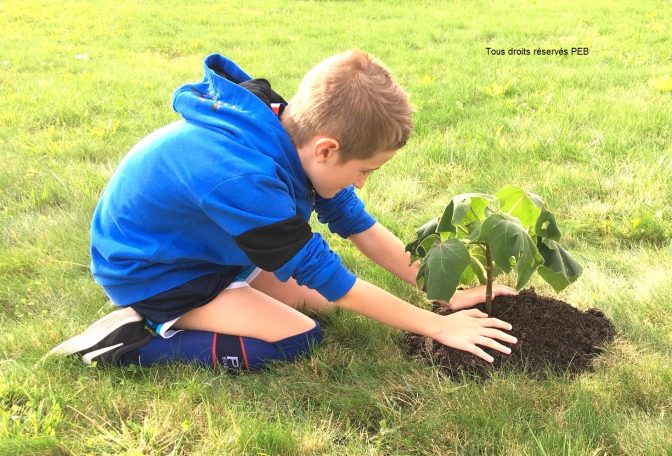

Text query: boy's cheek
(314, 181), (338, 199)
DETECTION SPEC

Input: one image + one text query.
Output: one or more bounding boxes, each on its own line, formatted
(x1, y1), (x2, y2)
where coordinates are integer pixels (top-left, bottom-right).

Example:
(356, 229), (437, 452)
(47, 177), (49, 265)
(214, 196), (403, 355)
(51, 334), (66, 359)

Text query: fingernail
(508, 325), (513, 330)
(506, 348), (511, 354)
(488, 357), (494, 363)
(512, 338), (518, 343)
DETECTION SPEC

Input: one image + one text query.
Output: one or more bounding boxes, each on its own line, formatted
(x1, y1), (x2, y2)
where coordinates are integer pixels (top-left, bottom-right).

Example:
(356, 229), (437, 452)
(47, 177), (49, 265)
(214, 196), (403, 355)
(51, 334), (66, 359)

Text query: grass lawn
(1, 0), (671, 454)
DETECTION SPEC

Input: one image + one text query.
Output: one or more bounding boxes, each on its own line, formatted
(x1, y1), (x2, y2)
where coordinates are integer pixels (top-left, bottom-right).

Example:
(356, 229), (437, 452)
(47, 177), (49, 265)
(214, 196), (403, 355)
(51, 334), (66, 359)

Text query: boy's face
(299, 137), (396, 199)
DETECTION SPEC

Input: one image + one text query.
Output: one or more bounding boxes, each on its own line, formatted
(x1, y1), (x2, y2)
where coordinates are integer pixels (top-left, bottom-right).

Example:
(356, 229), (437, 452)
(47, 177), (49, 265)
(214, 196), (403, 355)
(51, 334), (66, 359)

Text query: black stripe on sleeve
(233, 215), (312, 271)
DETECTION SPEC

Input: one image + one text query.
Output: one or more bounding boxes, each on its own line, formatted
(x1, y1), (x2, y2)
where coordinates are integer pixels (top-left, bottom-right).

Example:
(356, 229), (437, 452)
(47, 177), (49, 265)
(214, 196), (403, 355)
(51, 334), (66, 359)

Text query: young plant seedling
(405, 186), (583, 314)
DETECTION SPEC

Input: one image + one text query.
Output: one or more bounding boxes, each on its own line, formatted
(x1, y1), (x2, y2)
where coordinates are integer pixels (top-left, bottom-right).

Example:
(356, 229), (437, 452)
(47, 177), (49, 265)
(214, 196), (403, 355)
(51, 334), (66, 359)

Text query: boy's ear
(312, 137), (340, 163)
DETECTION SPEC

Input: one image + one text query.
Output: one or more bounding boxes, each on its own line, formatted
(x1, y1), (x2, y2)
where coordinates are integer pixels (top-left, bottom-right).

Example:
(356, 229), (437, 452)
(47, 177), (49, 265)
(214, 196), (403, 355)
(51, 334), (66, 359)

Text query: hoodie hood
(171, 54), (285, 138)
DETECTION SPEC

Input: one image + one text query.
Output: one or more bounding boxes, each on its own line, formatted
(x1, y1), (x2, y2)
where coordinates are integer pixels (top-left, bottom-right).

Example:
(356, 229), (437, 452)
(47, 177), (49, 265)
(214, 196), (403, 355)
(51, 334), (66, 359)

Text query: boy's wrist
(420, 312), (444, 339)
(446, 289), (464, 308)
(403, 260), (421, 286)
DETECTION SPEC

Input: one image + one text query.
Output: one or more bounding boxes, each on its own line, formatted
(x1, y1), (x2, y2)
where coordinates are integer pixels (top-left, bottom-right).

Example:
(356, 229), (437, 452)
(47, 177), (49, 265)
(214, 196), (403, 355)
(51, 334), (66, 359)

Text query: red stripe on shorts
(239, 336), (249, 369)
(211, 333), (218, 370)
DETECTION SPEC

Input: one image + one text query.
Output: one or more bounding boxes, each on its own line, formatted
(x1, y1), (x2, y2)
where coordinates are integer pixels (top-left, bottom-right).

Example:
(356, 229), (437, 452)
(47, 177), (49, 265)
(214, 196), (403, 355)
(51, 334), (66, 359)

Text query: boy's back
(91, 54), (372, 307)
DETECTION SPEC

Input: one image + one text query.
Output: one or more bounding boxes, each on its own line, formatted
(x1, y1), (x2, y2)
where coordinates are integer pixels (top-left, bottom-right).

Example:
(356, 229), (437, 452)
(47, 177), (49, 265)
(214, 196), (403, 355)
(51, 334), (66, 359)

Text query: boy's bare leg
(249, 271), (335, 315)
(172, 285), (316, 342)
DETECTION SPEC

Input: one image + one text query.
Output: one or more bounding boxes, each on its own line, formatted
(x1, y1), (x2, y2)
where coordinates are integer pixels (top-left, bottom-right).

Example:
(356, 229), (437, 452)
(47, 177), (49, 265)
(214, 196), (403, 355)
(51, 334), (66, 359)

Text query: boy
(50, 51), (517, 371)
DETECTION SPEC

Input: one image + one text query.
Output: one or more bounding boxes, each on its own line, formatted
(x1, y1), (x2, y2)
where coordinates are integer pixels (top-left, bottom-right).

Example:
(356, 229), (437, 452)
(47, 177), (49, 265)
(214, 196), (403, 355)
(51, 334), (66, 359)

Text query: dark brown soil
(405, 288), (615, 380)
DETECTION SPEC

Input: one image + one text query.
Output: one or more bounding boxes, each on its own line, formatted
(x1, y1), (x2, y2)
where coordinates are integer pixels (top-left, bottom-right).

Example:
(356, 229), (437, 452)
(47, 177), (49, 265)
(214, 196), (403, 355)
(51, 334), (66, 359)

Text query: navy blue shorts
(129, 266), (262, 336)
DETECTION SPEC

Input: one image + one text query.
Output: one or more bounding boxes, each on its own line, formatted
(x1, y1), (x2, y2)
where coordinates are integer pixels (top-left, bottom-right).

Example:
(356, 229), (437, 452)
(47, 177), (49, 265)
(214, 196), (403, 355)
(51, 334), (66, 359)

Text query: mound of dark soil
(405, 289), (615, 380)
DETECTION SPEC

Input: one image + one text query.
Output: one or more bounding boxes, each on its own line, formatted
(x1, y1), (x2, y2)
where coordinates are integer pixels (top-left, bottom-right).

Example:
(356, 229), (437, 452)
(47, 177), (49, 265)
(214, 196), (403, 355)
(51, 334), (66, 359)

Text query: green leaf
(417, 234), (441, 257)
(459, 263), (477, 285)
(417, 238), (471, 301)
(451, 193), (497, 225)
(536, 239), (583, 292)
(527, 191), (547, 209)
(405, 217), (439, 259)
(479, 213), (543, 289)
(464, 249), (487, 285)
(438, 193), (497, 235)
(438, 194), (497, 243)
(463, 221), (482, 242)
(495, 185), (542, 228)
(416, 217), (439, 239)
(416, 267), (426, 292)
(437, 201), (457, 235)
(534, 209), (561, 241)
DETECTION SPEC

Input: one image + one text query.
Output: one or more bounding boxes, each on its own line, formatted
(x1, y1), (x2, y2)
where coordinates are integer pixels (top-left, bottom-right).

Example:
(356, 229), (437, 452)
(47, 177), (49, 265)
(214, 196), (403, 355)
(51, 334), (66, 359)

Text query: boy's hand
(442, 284), (518, 311)
(430, 309), (517, 363)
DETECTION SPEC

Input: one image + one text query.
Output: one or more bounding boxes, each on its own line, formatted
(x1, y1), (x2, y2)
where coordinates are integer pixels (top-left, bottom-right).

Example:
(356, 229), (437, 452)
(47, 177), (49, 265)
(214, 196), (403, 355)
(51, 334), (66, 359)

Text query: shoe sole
(82, 343), (124, 365)
(48, 307), (144, 357)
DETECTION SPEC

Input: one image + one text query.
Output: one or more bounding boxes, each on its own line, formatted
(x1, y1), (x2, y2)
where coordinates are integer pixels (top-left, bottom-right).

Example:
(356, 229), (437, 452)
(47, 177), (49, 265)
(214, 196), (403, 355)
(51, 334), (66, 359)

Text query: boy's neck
(280, 112), (314, 190)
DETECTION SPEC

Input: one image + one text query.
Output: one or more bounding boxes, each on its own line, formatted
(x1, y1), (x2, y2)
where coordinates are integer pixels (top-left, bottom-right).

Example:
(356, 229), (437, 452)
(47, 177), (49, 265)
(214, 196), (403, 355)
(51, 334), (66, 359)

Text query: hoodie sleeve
(314, 186), (377, 238)
(200, 174), (356, 301)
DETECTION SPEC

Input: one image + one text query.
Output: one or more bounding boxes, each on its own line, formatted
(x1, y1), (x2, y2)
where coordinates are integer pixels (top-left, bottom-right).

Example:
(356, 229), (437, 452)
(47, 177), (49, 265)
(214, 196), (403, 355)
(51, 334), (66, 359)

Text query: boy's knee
(243, 319), (322, 370)
(275, 319), (322, 360)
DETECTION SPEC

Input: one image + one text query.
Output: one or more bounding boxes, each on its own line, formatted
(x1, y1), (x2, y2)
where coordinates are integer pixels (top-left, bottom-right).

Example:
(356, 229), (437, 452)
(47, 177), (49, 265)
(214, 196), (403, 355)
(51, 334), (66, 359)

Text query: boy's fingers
(481, 328), (518, 344)
(475, 336), (512, 355)
(469, 346), (494, 363)
(466, 309), (488, 318)
(494, 285), (518, 295)
(482, 317), (513, 331)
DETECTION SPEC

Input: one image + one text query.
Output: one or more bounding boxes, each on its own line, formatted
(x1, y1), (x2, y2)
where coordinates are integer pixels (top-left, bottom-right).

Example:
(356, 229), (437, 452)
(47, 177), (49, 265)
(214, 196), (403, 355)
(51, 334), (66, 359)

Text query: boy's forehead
(366, 149), (396, 167)
(339, 149), (396, 168)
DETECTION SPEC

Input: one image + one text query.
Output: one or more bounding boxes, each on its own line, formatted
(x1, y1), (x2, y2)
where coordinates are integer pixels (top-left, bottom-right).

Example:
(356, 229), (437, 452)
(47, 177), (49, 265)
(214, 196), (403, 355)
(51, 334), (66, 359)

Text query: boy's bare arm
(349, 223), (518, 309)
(335, 279), (517, 362)
(349, 222), (420, 284)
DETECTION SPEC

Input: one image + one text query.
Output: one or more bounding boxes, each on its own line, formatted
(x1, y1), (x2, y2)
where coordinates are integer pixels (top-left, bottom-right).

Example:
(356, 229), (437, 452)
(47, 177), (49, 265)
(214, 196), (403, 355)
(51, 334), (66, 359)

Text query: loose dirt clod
(405, 288), (615, 380)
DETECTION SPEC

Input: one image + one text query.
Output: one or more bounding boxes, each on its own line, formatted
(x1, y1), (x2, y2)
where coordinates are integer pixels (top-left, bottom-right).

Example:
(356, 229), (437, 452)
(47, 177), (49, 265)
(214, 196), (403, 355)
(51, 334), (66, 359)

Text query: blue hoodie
(90, 54), (376, 305)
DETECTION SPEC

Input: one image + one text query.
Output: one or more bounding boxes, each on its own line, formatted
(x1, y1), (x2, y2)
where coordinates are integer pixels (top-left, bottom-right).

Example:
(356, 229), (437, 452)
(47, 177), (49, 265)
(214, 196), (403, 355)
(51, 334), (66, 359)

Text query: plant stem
(485, 243), (493, 314)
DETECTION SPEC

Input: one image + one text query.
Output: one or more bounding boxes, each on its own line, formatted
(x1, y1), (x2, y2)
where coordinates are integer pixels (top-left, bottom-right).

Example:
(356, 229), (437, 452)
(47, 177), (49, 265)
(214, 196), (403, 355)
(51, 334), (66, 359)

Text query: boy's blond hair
(282, 50), (413, 162)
